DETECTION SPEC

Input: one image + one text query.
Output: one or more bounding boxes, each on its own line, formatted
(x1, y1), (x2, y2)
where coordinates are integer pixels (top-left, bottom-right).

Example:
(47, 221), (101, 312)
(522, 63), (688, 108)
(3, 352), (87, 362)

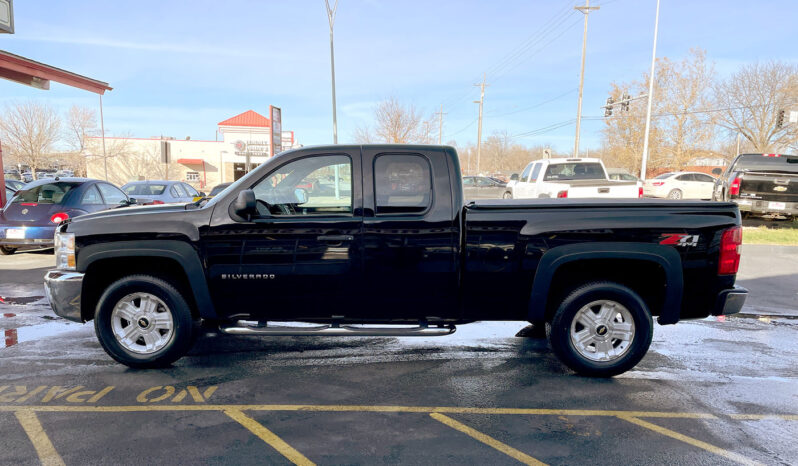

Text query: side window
(252, 155), (352, 216)
(676, 174), (693, 181)
(182, 183), (199, 197)
(697, 174), (714, 183)
(81, 185), (104, 205)
(170, 184), (185, 198)
(530, 163), (542, 182)
(97, 183), (127, 205)
(520, 163), (533, 182)
(462, 177), (474, 186)
(476, 177), (492, 187)
(375, 154), (432, 215)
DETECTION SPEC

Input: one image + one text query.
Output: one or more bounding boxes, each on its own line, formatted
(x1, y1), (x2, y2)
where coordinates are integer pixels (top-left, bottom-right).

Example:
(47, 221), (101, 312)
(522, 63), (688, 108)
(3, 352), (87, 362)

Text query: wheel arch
(527, 242), (683, 325)
(78, 240), (216, 322)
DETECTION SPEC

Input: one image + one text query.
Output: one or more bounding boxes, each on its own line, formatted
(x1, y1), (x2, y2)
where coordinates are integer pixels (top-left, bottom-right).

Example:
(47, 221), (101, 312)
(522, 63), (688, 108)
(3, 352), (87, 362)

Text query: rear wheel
(503, 191), (513, 199)
(547, 282), (653, 377)
(667, 189), (682, 199)
(0, 246), (17, 255)
(94, 275), (196, 368)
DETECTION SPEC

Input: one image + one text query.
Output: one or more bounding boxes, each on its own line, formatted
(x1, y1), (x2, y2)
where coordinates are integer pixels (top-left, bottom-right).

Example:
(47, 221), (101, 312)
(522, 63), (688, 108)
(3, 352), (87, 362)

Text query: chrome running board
(218, 321), (456, 337)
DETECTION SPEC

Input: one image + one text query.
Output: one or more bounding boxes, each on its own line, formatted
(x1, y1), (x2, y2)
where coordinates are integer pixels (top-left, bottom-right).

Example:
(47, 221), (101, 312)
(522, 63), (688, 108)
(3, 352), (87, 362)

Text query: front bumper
(734, 199), (797, 216)
(44, 270), (84, 323)
(713, 286), (748, 316)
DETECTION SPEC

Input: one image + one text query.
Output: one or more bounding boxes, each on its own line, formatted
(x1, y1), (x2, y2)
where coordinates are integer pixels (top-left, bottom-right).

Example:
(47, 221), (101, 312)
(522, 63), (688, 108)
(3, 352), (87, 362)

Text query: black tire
(547, 282), (653, 377)
(503, 191), (513, 199)
(94, 274), (196, 369)
(0, 246), (16, 255)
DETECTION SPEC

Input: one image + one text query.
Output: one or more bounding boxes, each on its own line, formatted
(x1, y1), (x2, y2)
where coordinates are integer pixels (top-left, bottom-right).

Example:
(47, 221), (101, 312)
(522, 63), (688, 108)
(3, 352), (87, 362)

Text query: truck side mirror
(711, 168), (722, 176)
(233, 189), (257, 220)
(510, 173), (519, 181)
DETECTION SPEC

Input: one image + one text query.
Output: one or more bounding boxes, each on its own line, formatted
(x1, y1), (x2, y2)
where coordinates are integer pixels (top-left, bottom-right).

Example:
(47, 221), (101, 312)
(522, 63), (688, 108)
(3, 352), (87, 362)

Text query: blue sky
(1, 0), (795, 152)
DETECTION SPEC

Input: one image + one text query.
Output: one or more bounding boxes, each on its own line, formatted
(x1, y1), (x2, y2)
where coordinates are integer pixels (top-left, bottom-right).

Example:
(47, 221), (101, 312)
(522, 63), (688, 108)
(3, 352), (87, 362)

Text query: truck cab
(511, 158), (641, 199)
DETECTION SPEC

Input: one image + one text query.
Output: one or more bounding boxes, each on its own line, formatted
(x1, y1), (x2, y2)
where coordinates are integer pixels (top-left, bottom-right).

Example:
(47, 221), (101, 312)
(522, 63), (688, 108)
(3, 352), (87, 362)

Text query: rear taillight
(652, 181), (664, 186)
(718, 226), (742, 275)
(638, 187), (644, 198)
(729, 176), (741, 196)
(556, 190), (568, 198)
(150, 200), (165, 205)
(50, 212), (69, 224)
(762, 153), (780, 157)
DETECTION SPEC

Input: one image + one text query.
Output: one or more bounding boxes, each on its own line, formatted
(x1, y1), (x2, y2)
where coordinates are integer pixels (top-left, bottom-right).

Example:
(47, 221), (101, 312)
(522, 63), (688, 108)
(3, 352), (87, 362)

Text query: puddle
(1, 321), (78, 348)
(0, 296), (45, 306)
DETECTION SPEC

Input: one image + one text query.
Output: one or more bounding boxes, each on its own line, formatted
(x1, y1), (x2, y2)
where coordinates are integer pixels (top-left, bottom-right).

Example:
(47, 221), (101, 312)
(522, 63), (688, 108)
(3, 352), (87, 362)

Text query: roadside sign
(0, 0), (13, 34)
(270, 105), (282, 157)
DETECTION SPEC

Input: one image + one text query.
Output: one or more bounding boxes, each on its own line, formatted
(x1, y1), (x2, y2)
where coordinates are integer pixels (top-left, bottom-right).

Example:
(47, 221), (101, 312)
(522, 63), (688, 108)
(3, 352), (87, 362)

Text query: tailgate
(739, 172), (798, 202)
(566, 180), (639, 198)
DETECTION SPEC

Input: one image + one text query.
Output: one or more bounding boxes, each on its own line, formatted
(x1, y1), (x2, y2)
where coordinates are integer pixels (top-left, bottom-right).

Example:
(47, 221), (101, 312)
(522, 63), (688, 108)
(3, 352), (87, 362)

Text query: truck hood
(65, 203), (211, 242)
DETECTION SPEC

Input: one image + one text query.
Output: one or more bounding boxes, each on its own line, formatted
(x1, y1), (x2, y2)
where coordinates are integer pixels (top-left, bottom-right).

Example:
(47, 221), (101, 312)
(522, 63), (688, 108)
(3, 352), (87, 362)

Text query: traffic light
(776, 109), (785, 129)
(621, 93), (630, 111)
(604, 97), (614, 117)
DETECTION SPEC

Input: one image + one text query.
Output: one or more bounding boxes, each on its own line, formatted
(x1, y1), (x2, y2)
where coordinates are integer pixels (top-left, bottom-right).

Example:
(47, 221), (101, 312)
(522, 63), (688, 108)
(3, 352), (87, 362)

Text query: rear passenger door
(360, 148), (459, 320)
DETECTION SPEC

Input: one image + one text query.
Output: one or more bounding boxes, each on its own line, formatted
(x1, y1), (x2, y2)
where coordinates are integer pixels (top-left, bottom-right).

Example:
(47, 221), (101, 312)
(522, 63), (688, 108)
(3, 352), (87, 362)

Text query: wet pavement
(1, 248), (797, 465)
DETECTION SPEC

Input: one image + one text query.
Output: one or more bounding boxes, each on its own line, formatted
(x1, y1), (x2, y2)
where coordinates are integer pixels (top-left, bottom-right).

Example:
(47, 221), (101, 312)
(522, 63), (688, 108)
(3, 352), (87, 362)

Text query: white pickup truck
(505, 158), (641, 199)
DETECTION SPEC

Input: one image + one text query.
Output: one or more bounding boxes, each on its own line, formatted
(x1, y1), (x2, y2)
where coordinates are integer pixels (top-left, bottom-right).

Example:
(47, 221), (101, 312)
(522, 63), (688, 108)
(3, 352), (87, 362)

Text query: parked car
(45, 144), (746, 377)
(0, 178), (130, 255)
(508, 158), (641, 199)
(713, 153), (797, 219)
(208, 182), (232, 198)
(462, 176), (508, 199)
(643, 172), (715, 200)
(121, 181), (203, 205)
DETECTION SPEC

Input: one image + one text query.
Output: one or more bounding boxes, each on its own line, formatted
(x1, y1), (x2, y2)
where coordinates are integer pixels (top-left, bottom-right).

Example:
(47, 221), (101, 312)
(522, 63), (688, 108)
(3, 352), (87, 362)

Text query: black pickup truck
(44, 145), (747, 377)
(713, 153), (798, 219)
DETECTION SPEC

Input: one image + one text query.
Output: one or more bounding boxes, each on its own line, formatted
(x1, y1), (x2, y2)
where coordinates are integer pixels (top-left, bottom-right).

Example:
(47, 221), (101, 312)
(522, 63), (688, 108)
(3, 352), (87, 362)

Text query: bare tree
(0, 101), (62, 179)
(65, 105), (98, 155)
(714, 61), (798, 152)
(355, 97), (435, 144)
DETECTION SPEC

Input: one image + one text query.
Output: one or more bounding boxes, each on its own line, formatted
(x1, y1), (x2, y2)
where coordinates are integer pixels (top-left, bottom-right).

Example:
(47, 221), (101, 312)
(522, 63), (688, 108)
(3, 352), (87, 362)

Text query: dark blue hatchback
(0, 178), (129, 255)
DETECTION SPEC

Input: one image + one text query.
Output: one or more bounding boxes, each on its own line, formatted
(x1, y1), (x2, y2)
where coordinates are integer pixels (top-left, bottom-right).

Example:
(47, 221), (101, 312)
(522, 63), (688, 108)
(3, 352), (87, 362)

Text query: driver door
(224, 152), (363, 320)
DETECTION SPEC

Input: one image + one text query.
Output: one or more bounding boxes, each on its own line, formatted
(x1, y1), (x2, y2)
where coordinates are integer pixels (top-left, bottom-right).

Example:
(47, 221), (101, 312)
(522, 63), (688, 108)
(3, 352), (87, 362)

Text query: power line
(511, 119), (576, 139)
(487, 88), (577, 118)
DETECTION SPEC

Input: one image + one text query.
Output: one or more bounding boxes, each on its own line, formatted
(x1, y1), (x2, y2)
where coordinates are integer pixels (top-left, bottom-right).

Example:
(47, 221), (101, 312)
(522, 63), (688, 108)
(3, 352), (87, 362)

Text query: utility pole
(640, 0), (660, 181)
(434, 104), (447, 144)
(474, 73), (488, 174)
(325, 0), (339, 144)
(573, 0), (599, 158)
(99, 94), (108, 181)
(735, 132), (741, 156)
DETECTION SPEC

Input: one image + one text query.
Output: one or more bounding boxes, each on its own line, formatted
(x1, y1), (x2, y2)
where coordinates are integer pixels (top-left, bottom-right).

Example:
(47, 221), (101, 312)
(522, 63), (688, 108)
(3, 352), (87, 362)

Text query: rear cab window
(11, 182), (79, 205)
(730, 154), (798, 174)
(374, 154), (432, 215)
(543, 162), (605, 181)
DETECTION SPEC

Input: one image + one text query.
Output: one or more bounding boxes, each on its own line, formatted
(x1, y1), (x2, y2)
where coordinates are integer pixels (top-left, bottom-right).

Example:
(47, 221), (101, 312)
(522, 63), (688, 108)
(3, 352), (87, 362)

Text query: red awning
(177, 158), (204, 164)
(0, 50), (112, 94)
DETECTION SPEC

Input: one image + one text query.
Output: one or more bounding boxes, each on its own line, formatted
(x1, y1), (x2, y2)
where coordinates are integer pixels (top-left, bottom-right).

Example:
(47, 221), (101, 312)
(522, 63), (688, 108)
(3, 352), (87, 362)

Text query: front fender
(527, 242), (683, 325)
(77, 240), (216, 319)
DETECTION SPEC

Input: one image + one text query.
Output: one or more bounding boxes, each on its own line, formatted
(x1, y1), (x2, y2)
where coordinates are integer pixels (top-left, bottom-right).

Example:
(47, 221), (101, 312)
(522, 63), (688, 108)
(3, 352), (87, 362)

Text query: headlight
(54, 232), (76, 270)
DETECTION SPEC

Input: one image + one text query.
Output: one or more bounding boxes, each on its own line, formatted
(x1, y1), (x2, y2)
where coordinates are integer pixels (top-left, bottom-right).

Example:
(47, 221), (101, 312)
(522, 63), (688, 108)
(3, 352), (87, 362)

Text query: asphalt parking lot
(1, 246), (797, 465)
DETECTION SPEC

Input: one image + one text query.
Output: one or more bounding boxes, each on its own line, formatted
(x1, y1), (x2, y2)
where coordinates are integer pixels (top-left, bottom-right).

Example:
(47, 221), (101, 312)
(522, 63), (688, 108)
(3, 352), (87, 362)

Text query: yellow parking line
(617, 415), (763, 466)
(430, 413), (546, 466)
(224, 409), (315, 466)
(729, 414), (798, 421)
(14, 410), (65, 466)
(0, 404), (717, 418)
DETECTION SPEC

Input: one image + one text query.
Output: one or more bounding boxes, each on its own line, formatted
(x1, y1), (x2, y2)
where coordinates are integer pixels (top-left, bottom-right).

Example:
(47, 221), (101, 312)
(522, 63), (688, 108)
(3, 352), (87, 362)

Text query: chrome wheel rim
(569, 300), (635, 362)
(111, 292), (174, 354)
(668, 190), (681, 199)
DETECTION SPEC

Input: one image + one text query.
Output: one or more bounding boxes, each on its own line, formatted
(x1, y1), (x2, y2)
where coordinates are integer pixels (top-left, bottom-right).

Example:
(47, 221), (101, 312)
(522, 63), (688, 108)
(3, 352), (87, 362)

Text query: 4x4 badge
(660, 234), (699, 247)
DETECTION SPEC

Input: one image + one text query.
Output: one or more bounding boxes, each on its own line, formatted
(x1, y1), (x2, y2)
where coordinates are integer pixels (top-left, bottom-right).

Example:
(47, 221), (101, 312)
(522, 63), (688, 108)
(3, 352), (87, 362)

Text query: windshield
(123, 183), (168, 196)
(543, 162), (605, 181)
(730, 154), (798, 173)
(10, 182), (79, 204)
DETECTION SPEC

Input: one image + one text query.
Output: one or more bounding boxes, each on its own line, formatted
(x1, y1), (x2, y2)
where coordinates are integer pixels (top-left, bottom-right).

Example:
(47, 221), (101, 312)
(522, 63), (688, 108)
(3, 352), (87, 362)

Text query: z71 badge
(659, 233), (699, 247)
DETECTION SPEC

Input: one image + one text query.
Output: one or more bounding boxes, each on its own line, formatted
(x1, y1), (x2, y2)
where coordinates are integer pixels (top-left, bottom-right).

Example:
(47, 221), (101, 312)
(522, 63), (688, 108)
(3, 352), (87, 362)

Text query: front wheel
(503, 191), (513, 199)
(548, 282), (653, 377)
(0, 246), (17, 255)
(94, 275), (196, 368)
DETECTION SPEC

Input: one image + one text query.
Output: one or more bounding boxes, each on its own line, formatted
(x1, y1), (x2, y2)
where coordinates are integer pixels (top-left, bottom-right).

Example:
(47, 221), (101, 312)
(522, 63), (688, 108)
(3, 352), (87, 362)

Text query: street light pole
(99, 94), (108, 181)
(474, 73), (488, 174)
(573, 0), (599, 158)
(640, 0), (661, 181)
(325, 0), (339, 145)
